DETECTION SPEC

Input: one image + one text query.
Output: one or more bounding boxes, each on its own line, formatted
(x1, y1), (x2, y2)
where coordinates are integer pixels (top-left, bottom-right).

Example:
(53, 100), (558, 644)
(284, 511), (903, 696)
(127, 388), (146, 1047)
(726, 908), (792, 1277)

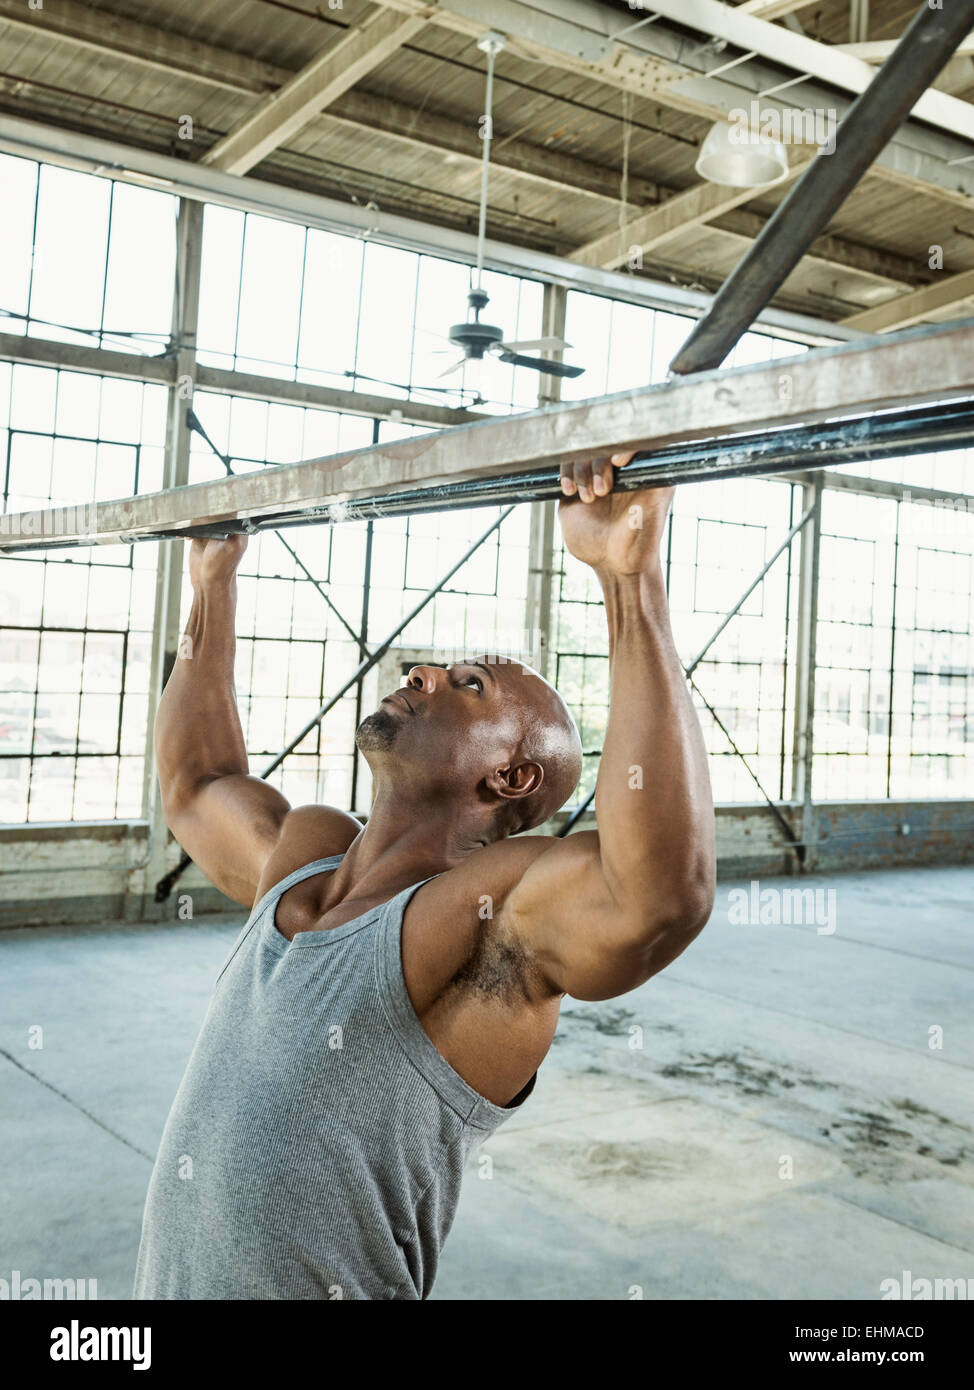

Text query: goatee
(355, 709), (399, 751)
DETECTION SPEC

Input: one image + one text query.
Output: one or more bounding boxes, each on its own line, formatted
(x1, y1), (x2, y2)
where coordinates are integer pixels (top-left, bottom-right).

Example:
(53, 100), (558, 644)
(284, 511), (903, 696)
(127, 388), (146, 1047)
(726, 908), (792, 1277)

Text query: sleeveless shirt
(133, 855), (534, 1300)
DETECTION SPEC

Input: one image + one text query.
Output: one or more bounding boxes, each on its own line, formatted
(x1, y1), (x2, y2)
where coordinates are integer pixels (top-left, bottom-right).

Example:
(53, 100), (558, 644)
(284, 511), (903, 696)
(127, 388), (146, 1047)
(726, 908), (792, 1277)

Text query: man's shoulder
(418, 833), (559, 911)
(254, 803), (362, 901)
(282, 803), (362, 844)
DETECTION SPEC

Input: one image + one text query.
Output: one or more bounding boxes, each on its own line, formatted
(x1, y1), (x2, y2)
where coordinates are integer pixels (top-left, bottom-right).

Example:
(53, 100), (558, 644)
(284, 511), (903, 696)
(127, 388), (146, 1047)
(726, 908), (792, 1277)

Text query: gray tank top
(134, 855), (534, 1300)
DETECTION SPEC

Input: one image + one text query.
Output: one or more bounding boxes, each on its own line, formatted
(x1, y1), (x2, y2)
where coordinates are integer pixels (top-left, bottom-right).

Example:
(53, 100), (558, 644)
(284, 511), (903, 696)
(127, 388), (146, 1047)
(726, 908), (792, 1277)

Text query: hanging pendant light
(695, 119), (790, 188)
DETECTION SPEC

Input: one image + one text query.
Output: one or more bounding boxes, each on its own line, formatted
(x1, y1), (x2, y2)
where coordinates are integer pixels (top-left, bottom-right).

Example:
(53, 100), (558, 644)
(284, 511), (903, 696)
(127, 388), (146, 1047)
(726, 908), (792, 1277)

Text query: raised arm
(155, 536), (358, 907)
(504, 454), (716, 999)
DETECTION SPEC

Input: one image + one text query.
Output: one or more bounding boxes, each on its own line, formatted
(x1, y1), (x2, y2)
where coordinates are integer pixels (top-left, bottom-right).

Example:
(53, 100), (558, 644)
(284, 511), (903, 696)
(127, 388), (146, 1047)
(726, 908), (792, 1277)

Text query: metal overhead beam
(0, 0), (917, 295)
(0, 0), (283, 92)
(408, 0), (974, 208)
(738, 0), (820, 16)
(587, 0), (974, 143)
(841, 34), (974, 63)
(0, 331), (477, 428)
(416, 0), (974, 146)
(670, 0), (974, 375)
(2, 319), (972, 552)
(841, 268), (974, 333)
(2, 0), (971, 282)
(7, 400), (973, 551)
(570, 153), (815, 270)
(799, 470), (974, 505)
(192, 364), (478, 428)
(3, 0), (974, 206)
(702, 215), (920, 292)
(200, 6), (430, 175)
(0, 331), (174, 387)
(0, 116), (857, 348)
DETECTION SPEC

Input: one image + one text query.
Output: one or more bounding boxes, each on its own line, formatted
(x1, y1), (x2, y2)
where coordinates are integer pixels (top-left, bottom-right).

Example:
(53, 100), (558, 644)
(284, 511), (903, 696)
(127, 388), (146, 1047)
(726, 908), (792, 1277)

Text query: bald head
(357, 654), (583, 842)
(487, 658), (583, 833)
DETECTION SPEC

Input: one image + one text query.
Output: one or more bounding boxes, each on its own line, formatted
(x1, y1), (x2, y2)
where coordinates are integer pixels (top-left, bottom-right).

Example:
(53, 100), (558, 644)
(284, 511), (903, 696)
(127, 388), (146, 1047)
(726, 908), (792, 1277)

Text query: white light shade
(695, 120), (790, 188)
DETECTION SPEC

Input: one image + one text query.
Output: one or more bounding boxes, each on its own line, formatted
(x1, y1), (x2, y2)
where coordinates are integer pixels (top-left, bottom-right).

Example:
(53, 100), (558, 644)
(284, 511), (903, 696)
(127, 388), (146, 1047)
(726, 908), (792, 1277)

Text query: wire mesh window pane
(1, 362), (160, 821)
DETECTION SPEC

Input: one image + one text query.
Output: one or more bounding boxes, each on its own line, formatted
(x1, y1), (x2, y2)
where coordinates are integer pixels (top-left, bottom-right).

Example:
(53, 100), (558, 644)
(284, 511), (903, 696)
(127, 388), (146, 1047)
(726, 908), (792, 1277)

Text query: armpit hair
(448, 923), (537, 1005)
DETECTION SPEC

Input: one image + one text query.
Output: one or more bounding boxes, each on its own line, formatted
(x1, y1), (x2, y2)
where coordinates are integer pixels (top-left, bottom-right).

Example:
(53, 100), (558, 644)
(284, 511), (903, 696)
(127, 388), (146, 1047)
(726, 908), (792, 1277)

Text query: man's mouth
(381, 690), (414, 714)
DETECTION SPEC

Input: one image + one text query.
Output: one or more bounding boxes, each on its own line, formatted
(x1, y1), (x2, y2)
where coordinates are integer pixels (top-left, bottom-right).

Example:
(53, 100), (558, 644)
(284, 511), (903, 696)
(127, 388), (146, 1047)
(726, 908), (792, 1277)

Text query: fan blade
(497, 350), (584, 379)
(496, 336), (572, 353)
(436, 358), (466, 379)
(416, 326), (455, 346)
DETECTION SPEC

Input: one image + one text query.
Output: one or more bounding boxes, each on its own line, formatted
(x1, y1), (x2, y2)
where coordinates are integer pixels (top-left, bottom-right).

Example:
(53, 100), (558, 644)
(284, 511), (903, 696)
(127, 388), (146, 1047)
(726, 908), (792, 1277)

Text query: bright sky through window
(1, 153), (972, 820)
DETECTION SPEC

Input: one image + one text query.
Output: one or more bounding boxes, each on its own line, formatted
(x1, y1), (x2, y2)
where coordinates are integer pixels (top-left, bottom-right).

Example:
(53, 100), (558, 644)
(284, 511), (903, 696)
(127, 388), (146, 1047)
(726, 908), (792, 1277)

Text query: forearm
(595, 560), (715, 928)
(155, 577), (249, 807)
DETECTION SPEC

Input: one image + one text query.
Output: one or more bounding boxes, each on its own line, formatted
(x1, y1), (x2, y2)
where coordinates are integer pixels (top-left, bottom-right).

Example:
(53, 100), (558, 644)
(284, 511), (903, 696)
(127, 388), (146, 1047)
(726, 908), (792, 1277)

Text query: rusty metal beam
(2, 319), (973, 552)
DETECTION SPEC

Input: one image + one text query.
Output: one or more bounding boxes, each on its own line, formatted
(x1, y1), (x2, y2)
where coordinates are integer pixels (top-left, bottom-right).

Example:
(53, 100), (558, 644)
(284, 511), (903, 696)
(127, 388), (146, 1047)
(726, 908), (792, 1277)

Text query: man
(134, 452), (715, 1300)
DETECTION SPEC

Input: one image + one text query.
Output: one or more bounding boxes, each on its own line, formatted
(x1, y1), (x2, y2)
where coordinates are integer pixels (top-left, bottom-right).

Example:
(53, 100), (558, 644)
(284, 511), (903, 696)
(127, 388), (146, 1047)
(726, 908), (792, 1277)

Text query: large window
(0, 363), (164, 820)
(553, 290), (974, 805)
(184, 393), (530, 813)
(815, 489), (974, 799)
(2, 153), (973, 828)
(1, 156), (176, 350)
(0, 156), (547, 825)
(196, 206), (544, 413)
(554, 294), (804, 805)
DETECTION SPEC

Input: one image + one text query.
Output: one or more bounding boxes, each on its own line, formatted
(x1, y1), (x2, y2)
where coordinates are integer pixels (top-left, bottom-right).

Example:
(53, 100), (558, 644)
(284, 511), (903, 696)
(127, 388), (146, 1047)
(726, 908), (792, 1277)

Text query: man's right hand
(189, 534), (248, 590)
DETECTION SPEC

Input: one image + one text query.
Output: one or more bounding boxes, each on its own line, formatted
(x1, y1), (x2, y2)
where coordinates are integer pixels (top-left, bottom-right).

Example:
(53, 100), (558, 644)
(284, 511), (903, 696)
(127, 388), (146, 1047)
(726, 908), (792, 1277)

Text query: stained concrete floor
(1, 865), (972, 1301)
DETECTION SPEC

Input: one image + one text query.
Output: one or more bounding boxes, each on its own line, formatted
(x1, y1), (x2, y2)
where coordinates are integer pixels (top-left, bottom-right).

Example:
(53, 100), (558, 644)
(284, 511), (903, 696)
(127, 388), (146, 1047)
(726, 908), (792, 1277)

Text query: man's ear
(485, 761), (545, 803)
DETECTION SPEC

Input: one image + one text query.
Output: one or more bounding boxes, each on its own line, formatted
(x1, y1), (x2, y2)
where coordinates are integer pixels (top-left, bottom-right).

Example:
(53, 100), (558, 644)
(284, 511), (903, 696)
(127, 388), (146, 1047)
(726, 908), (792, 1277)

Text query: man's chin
(355, 709), (400, 752)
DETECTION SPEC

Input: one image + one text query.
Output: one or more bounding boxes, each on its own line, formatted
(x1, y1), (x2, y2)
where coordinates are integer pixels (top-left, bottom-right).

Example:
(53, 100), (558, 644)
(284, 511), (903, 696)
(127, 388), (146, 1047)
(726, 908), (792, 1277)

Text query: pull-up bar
(129, 401), (974, 537)
(1, 319), (973, 552)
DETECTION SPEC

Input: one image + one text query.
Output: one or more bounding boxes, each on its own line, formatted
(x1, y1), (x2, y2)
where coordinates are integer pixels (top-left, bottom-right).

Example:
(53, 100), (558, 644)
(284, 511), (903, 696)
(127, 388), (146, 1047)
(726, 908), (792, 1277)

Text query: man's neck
(334, 783), (487, 900)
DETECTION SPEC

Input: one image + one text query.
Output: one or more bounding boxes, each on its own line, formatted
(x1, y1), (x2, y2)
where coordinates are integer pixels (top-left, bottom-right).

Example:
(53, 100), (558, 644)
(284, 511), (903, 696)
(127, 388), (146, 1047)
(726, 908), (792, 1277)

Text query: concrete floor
(2, 864), (972, 1301)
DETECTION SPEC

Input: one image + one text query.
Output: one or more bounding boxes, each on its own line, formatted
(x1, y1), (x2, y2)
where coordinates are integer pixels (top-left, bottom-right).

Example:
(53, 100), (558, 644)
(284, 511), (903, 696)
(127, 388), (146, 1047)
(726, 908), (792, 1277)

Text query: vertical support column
(849, 0), (869, 44)
(790, 474), (823, 871)
(524, 283), (566, 679)
(350, 417), (380, 815)
(128, 198), (204, 920)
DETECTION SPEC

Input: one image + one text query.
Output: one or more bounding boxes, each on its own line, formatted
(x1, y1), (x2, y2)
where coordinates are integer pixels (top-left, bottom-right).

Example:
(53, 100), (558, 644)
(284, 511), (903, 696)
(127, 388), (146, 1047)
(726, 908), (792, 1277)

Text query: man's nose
(405, 665), (443, 695)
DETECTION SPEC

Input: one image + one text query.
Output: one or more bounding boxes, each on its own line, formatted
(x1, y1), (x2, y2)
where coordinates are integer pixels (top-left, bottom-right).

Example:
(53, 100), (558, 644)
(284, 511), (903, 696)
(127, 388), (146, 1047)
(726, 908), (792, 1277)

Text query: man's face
(356, 657), (582, 831)
(356, 660), (530, 787)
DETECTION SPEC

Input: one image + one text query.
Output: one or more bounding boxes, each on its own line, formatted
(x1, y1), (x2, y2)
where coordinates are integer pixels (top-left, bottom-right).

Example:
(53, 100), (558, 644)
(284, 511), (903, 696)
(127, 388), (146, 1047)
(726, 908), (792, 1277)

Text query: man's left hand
(558, 452), (674, 576)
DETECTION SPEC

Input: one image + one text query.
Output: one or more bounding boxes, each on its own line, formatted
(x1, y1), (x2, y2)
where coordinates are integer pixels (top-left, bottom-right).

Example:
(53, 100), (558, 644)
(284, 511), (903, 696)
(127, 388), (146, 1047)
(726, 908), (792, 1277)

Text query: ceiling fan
(434, 32), (584, 384)
(436, 287), (582, 380)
